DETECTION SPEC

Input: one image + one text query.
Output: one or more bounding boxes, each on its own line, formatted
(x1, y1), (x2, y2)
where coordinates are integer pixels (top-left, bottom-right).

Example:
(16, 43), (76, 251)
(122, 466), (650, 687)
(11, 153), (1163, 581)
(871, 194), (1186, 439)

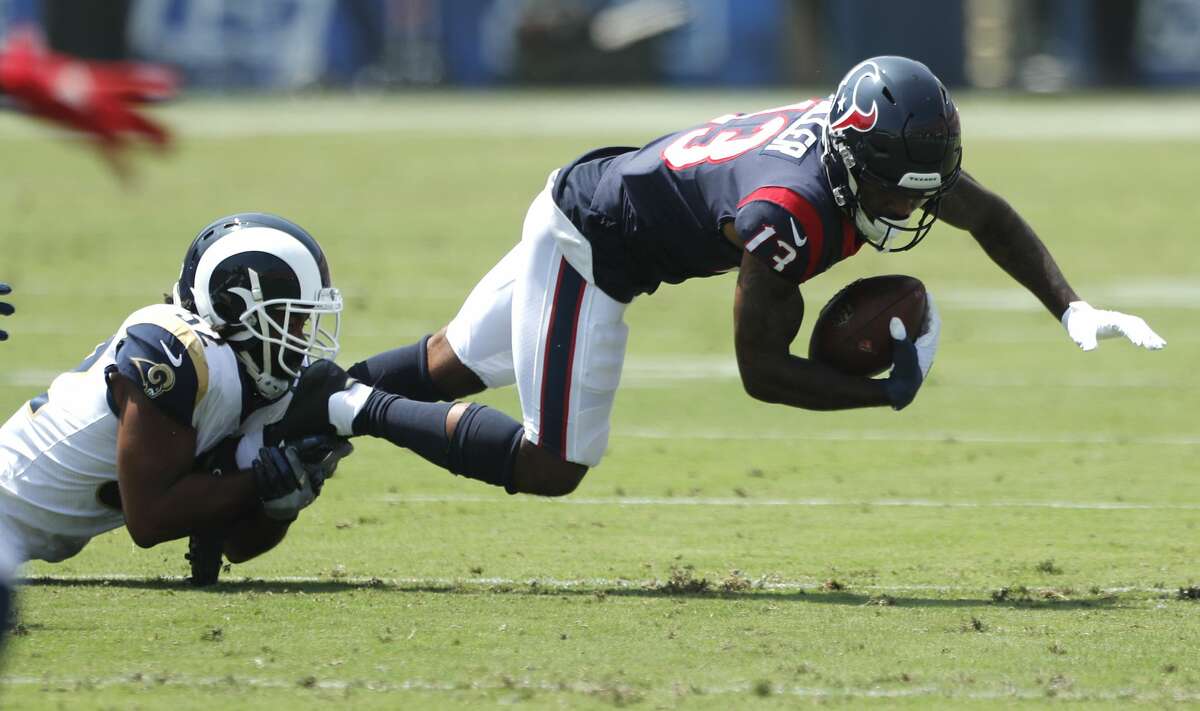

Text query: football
(808, 275), (927, 376)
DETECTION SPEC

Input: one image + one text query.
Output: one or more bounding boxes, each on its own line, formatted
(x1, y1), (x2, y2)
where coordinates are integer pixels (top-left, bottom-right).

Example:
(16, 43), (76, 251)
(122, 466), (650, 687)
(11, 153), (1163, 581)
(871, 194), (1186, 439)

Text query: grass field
(0, 91), (1198, 708)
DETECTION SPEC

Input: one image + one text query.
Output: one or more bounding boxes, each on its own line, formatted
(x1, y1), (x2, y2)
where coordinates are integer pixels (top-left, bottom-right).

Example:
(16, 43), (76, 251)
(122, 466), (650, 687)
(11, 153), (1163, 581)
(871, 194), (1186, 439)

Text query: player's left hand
(883, 318), (922, 411)
(0, 282), (12, 341)
(0, 27), (179, 179)
(1061, 301), (1166, 351)
(253, 435), (353, 521)
(289, 434), (354, 486)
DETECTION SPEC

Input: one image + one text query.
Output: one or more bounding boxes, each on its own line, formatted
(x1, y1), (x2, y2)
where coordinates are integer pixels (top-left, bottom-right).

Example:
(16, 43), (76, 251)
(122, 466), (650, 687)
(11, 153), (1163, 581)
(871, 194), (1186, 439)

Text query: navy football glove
(0, 283), (12, 341)
(882, 318), (923, 411)
(252, 435), (353, 521)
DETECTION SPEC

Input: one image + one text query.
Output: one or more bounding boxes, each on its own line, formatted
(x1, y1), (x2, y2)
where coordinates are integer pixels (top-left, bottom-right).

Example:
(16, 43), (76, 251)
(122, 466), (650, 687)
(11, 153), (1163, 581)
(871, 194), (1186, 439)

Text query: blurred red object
(0, 27), (179, 178)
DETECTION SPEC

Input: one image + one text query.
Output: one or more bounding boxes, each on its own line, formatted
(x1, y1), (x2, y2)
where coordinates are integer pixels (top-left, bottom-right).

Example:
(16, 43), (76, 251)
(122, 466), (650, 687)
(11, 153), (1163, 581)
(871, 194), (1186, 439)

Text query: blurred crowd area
(3, 0), (1200, 91)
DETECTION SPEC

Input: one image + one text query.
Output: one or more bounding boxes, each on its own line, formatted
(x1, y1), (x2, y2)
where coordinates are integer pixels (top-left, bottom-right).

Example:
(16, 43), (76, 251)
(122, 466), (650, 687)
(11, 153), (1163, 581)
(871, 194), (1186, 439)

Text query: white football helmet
(173, 212), (342, 399)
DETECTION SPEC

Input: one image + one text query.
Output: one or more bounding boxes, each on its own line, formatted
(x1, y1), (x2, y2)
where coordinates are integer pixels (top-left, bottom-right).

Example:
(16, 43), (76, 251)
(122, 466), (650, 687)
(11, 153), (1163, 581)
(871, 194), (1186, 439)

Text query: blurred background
(2, 0), (1199, 93)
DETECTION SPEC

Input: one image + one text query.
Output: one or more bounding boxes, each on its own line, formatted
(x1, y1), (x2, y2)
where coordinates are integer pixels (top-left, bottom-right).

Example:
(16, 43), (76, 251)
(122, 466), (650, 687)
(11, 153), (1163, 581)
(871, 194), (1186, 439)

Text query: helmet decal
(829, 60), (880, 134)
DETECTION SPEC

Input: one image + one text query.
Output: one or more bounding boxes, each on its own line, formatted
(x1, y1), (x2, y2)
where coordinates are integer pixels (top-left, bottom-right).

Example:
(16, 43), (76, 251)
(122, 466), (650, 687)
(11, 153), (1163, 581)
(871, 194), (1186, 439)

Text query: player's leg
(299, 179), (626, 496)
(345, 241), (523, 401)
(346, 330), (486, 402)
(310, 240), (527, 491)
(428, 177), (629, 494)
(507, 234), (628, 494)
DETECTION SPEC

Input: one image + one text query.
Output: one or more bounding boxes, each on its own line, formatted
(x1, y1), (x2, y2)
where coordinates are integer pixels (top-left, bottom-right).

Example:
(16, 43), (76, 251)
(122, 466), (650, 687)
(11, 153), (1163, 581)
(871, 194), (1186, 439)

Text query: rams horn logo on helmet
(829, 60), (880, 133)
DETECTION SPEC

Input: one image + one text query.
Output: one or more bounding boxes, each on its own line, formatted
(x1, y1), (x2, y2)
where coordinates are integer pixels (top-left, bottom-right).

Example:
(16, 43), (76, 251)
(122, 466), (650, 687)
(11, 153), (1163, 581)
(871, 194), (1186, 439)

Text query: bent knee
(514, 441), (588, 496)
(428, 328), (487, 399)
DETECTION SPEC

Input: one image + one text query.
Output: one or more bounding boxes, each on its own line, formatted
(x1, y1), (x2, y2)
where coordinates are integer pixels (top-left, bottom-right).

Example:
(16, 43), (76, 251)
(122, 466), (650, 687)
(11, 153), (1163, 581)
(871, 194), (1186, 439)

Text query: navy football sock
(351, 391), (522, 492)
(352, 390), (453, 467)
(447, 404), (523, 494)
(347, 335), (446, 402)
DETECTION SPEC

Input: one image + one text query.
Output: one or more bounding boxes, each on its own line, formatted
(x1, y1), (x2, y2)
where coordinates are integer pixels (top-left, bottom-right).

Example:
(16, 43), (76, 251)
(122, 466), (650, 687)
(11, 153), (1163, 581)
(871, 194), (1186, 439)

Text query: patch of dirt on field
(654, 566), (710, 594)
(961, 616), (987, 633)
(718, 570), (751, 592)
(1035, 559), (1064, 575)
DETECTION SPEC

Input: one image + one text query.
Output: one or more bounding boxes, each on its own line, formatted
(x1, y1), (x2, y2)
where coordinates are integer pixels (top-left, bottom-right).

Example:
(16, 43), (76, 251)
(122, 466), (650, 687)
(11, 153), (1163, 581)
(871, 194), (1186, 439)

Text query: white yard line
(381, 494), (1200, 510)
(614, 427), (1200, 446)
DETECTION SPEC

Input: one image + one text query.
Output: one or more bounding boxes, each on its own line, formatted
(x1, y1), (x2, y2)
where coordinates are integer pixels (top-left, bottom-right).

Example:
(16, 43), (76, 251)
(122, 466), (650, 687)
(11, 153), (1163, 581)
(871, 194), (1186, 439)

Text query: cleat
(186, 532), (225, 587)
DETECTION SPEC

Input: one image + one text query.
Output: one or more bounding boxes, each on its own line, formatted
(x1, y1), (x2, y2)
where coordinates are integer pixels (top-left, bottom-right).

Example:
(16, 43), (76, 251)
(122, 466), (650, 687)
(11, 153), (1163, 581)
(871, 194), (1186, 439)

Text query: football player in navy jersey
(273, 56), (1164, 501)
(0, 215), (351, 590)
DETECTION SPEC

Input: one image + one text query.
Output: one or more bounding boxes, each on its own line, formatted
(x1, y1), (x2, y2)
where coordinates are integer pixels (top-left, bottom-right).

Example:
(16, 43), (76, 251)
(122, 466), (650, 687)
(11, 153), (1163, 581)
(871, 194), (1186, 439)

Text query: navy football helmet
(173, 213), (342, 399)
(822, 56), (962, 252)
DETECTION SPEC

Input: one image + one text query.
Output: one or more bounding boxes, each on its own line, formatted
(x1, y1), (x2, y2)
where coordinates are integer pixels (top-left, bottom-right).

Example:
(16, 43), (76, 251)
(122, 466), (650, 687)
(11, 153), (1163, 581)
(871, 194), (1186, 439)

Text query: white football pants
(445, 172), (629, 467)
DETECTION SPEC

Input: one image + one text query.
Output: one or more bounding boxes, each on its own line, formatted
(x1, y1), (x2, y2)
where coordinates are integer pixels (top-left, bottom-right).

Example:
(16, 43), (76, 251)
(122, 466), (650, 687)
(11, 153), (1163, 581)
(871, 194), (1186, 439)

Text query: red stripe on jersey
(737, 187), (825, 281)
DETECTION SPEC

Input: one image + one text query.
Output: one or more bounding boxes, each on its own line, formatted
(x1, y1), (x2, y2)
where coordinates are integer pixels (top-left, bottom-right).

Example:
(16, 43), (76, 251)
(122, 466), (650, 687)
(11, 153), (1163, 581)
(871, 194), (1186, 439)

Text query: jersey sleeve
(734, 187), (829, 284)
(111, 322), (207, 428)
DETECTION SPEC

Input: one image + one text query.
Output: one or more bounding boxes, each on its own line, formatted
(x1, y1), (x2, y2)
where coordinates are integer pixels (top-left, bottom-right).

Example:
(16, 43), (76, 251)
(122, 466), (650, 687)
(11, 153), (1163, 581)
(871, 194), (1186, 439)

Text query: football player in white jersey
(1, 282), (13, 648)
(0, 214), (350, 593)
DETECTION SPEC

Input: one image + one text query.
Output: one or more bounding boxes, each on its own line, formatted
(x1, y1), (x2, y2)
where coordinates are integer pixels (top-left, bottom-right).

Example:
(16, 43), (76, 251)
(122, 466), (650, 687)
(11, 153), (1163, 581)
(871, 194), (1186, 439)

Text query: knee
(428, 328), (486, 400)
(513, 442), (588, 496)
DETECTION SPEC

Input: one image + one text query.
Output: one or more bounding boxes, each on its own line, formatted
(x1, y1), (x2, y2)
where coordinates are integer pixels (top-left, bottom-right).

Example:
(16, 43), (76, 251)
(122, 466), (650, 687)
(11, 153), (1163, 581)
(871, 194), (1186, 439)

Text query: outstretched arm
(938, 171), (1078, 317)
(939, 172), (1164, 350)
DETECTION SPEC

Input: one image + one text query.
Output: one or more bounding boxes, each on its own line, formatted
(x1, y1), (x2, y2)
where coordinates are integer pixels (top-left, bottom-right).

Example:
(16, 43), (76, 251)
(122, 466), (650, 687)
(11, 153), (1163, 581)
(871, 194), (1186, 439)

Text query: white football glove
(914, 293), (940, 378)
(1061, 301), (1166, 351)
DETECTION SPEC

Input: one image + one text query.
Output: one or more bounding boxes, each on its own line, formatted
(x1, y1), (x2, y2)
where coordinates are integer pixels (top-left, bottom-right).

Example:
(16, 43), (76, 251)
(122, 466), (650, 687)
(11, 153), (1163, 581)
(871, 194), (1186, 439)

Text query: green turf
(0, 92), (1198, 708)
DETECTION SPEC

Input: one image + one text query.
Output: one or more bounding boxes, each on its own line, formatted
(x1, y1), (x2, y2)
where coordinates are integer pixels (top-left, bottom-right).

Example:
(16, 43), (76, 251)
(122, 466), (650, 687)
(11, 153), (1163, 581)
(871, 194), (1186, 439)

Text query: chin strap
(234, 348), (290, 400)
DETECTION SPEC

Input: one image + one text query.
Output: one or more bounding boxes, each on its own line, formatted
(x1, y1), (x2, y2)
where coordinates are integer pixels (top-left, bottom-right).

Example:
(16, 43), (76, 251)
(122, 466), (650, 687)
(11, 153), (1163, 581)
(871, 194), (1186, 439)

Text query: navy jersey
(552, 98), (864, 303)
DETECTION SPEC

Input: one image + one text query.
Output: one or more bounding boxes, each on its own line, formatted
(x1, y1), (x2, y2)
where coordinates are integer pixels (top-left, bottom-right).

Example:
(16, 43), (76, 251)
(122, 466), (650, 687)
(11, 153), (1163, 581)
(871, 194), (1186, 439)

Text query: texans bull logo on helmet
(829, 60), (881, 134)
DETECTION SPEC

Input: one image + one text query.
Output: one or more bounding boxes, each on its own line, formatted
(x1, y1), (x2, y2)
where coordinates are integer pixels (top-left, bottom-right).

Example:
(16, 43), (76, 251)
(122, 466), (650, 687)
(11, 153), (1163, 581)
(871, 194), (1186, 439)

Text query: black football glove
(0, 283), (13, 341)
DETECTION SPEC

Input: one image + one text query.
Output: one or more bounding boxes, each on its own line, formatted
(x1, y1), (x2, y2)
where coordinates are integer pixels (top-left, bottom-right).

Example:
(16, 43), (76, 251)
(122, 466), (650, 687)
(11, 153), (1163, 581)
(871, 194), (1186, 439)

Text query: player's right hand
(0, 282), (12, 341)
(883, 318), (923, 411)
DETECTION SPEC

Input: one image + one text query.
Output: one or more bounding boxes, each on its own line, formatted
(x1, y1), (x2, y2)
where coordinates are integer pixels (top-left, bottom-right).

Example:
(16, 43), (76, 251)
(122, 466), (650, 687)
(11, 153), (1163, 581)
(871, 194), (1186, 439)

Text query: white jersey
(0, 303), (265, 563)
